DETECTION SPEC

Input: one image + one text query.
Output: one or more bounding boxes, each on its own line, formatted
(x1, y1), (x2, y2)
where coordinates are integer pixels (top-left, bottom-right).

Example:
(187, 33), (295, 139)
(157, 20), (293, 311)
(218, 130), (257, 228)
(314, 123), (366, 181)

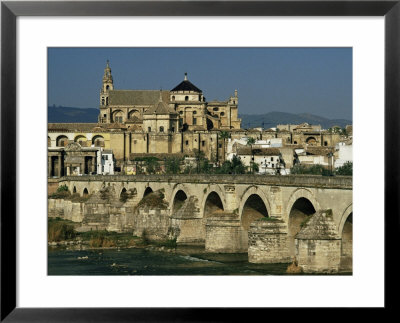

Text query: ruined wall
(48, 199), (84, 222)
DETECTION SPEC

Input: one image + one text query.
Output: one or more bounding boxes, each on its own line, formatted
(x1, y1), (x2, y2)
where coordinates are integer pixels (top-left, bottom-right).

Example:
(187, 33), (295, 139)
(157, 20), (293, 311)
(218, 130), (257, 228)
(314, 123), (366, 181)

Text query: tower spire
(184, 72), (188, 81)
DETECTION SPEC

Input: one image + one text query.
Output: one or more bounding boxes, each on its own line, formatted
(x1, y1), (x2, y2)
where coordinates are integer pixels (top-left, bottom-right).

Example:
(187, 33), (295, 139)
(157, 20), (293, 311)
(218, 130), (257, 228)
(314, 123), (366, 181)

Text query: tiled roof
(48, 123), (100, 132)
(109, 90), (170, 106)
(171, 80), (202, 93)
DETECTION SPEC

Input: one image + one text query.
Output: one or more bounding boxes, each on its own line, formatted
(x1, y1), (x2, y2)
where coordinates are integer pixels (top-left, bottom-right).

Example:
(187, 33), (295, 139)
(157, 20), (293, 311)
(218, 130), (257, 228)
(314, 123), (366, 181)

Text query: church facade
(48, 61), (243, 165)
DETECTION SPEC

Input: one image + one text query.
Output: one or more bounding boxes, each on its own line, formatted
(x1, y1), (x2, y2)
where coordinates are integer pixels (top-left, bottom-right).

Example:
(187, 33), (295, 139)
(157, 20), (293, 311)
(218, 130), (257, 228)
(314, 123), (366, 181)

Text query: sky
(48, 47), (352, 120)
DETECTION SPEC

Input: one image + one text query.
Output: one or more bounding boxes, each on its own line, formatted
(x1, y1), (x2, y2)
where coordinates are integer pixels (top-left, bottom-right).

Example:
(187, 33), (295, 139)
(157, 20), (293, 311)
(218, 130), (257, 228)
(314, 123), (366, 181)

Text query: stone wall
(205, 214), (245, 253)
(295, 210), (341, 273)
(248, 219), (291, 263)
(132, 206), (171, 241)
(48, 199), (84, 222)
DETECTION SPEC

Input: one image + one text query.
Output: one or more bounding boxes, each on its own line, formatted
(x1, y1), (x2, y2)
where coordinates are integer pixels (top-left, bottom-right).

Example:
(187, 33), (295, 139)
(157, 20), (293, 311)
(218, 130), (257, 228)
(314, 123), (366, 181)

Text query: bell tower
(100, 60), (114, 107)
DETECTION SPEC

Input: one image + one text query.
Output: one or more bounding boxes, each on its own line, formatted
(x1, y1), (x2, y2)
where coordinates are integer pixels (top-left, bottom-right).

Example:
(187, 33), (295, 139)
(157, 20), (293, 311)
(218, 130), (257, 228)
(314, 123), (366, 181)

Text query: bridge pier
(248, 219), (291, 263)
(295, 210), (341, 273)
(205, 214), (246, 253)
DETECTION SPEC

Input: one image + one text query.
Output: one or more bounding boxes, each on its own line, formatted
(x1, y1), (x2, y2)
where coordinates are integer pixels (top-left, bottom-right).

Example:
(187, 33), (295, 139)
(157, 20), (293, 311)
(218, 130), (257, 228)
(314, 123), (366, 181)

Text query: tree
(144, 157), (160, 174)
(216, 155), (246, 174)
(291, 164), (331, 176)
(335, 161), (352, 176)
(249, 161), (259, 174)
(246, 137), (256, 146)
(165, 157), (181, 174)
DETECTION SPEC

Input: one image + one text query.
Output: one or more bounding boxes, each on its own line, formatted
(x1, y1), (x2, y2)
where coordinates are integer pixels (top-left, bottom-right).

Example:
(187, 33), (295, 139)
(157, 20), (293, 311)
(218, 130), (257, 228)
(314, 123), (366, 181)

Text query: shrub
(48, 218), (76, 242)
(335, 161), (352, 176)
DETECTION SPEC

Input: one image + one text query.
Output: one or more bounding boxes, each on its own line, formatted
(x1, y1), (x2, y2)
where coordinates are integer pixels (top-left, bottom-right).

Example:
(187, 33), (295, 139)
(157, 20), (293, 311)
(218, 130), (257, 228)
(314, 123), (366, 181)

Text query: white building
(236, 146), (283, 175)
(98, 149), (115, 175)
(335, 142), (353, 168)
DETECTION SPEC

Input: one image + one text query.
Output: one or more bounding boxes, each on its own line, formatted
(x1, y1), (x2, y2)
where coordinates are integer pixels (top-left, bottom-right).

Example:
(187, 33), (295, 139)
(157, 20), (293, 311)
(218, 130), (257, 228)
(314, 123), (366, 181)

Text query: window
(148, 127), (151, 132)
(193, 111), (197, 114)
(172, 96), (175, 101)
(185, 140), (189, 145)
(324, 141), (328, 146)
(220, 112), (225, 116)
(219, 144), (222, 148)
(106, 97), (108, 105)
(171, 127), (175, 132)
(180, 111), (183, 114)
(185, 96), (189, 101)
(103, 114), (106, 117)
(294, 141), (297, 144)
(271, 157), (274, 161)
(159, 126), (164, 132)
(133, 140), (137, 144)
(193, 118), (197, 125)
(202, 141), (205, 147)
(101, 98), (105, 105)
(106, 85), (109, 90)
(213, 107), (219, 111)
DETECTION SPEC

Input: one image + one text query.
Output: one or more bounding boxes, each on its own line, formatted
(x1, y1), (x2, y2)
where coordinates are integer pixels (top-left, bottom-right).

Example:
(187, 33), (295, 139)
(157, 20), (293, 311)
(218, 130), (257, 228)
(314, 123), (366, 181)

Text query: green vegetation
(291, 164), (331, 176)
(165, 157), (182, 174)
(300, 216), (312, 228)
(48, 217), (77, 242)
(258, 217), (279, 222)
(246, 137), (256, 146)
(215, 155), (246, 174)
(335, 161), (352, 176)
(48, 218), (177, 249)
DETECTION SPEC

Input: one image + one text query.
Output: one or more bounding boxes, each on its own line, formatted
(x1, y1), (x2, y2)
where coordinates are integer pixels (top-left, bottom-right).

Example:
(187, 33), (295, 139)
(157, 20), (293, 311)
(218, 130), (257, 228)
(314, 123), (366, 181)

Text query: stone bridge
(54, 174), (352, 273)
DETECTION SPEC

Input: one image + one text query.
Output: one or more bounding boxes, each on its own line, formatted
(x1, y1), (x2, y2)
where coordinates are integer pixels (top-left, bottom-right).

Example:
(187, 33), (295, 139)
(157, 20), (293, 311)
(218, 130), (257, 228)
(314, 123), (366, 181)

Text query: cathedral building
(48, 61), (242, 166)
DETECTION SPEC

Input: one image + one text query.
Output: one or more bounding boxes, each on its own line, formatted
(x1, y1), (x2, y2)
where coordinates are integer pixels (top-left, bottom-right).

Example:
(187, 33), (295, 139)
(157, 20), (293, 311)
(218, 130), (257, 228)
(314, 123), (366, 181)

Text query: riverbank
(48, 217), (178, 251)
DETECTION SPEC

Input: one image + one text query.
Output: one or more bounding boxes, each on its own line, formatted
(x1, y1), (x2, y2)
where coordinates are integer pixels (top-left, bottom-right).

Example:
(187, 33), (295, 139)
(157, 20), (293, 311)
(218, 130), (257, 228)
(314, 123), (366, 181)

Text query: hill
(48, 106), (352, 129)
(48, 106), (99, 123)
(239, 111), (352, 129)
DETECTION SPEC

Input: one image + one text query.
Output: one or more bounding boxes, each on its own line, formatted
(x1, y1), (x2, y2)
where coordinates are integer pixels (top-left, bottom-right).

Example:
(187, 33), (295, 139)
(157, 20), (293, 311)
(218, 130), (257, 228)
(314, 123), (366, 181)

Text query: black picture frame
(1, 1), (398, 321)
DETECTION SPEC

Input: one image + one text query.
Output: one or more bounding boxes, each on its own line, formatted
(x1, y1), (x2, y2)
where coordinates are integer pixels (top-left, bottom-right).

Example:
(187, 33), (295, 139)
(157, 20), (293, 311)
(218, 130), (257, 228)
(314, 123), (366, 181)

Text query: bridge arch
(170, 184), (190, 212)
(239, 190), (270, 250)
(201, 185), (226, 218)
(338, 204), (353, 271)
(82, 188), (89, 196)
(143, 186), (153, 198)
(286, 188), (320, 258)
(172, 190), (188, 213)
(203, 191), (225, 219)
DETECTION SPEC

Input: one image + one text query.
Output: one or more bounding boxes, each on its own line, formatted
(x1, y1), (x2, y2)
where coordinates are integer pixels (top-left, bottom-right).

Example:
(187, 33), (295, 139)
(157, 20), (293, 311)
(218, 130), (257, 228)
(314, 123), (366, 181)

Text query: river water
(48, 246), (292, 275)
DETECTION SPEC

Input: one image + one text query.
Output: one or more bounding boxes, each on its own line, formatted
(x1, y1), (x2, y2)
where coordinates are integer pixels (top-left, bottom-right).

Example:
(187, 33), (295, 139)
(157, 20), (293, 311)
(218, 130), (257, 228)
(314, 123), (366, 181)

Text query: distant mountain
(48, 106), (99, 123)
(239, 111), (352, 130)
(48, 106), (352, 129)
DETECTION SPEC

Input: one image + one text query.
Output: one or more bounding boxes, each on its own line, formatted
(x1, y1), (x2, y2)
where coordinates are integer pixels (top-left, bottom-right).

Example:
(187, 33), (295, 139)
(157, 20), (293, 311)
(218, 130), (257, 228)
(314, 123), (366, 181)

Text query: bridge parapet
(60, 174), (352, 189)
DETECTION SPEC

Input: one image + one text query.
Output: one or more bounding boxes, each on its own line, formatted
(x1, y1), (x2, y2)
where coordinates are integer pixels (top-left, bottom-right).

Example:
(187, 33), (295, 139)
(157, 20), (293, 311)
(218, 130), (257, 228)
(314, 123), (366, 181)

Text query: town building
(48, 61), (348, 176)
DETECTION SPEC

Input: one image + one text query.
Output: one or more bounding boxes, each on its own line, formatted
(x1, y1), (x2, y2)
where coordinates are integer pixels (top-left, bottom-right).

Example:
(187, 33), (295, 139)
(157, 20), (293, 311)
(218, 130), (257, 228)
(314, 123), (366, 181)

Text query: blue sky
(48, 47), (352, 120)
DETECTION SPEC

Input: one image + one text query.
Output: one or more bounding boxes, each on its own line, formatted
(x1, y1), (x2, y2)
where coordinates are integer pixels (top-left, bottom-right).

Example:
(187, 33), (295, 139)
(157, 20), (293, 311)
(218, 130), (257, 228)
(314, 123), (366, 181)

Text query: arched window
(148, 127), (151, 132)
(74, 135), (87, 146)
(106, 85), (109, 90)
(185, 96), (189, 101)
(101, 98), (105, 106)
(106, 97), (109, 105)
(159, 126), (164, 132)
(56, 135), (68, 147)
(92, 135), (105, 147)
(220, 112), (225, 116)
